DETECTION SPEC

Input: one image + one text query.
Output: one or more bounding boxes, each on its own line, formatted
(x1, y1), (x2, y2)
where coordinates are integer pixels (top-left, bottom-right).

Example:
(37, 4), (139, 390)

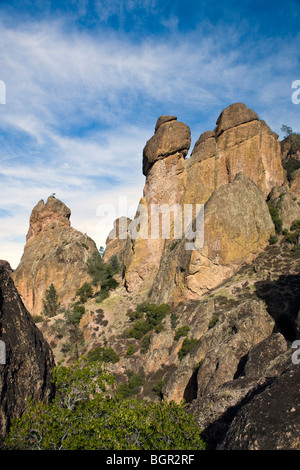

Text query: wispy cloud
(0, 5), (299, 268)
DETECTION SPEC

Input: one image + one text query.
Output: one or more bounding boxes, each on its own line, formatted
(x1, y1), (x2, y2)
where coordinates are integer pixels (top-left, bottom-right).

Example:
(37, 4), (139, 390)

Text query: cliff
(0, 265), (55, 442)
(12, 196), (99, 317)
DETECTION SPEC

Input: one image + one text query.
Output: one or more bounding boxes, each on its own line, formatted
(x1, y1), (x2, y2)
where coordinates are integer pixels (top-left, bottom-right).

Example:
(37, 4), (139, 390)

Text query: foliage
(267, 203), (283, 234)
(109, 255), (120, 273)
(87, 346), (120, 364)
(269, 234), (278, 245)
(281, 125), (293, 138)
(76, 282), (93, 303)
(115, 371), (144, 400)
(127, 303), (170, 340)
(86, 252), (119, 304)
(178, 338), (198, 361)
(140, 334), (151, 354)
(126, 345), (135, 356)
(42, 283), (60, 318)
(51, 304), (86, 360)
(174, 325), (190, 341)
(5, 358), (206, 450)
(208, 314), (219, 329)
(32, 315), (43, 324)
(152, 378), (165, 399)
(171, 313), (178, 329)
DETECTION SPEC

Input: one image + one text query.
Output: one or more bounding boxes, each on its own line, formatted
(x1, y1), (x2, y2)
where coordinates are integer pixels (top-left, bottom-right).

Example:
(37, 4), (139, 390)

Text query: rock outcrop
(124, 116), (191, 293)
(217, 365), (300, 450)
(185, 103), (285, 204)
(122, 103), (285, 298)
(12, 196), (99, 317)
(150, 173), (275, 304)
(0, 266), (55, 442)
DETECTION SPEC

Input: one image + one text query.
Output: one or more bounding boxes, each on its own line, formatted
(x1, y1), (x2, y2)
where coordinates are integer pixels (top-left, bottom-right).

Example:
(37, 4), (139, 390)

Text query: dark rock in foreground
(0, 266), (55, 443)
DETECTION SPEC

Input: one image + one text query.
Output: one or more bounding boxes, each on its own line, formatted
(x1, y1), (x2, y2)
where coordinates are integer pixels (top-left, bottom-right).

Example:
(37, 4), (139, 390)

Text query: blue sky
(0, 0), (299, 268)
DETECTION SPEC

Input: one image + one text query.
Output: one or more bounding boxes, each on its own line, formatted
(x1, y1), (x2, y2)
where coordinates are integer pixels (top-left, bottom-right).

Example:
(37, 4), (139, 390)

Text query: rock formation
(122, 103), (285, 298)
(12, 196), (99, 317)
(0, 266), (55, 442)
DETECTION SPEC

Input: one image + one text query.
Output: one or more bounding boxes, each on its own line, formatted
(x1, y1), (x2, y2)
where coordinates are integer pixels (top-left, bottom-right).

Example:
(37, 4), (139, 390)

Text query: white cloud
(0, 14), (299, 269)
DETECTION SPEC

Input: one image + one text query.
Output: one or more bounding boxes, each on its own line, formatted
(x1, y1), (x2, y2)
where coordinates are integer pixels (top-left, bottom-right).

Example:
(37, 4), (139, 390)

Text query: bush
(208, 314), (219, 329)
(152, 378), (165, 399)
(87, 346), (119, 364)
(269, 234), (278, 245)
(115, 371), (144, 399)
(126, 345), (135, 356)
(174, 325), (190, 341)
(5, 358), (206, 450)
(178, 338), (198, 361)
(42, 284), (60, 318)
(267, 203), (283, 234)
(127, 303), (170, 340)
(76, 283), (93, 303)
(140, 334), (151, 354)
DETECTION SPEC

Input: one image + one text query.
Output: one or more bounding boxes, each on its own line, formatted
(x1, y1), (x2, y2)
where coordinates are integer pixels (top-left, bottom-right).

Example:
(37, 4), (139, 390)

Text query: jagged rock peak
(26, 196), (71, 244)
(143, 116), (191, 176)
(214, 102), (259, 137)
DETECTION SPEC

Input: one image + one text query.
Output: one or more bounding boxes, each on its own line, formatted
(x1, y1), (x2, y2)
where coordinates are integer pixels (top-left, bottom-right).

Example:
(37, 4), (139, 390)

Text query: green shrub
(169, 241), (178, 251)
(42, 284), (60, 318)
(285, 231), (299, 245)
(268, 203), (283, 234)
(32, 315), (43, 324)
(152, 378), (165, 398)
(171, 313), (178, 329)
(115, 371), (144, 399)
(269, 234), (278, 245)
(174, 325), (190, 341)
(87, 346), (119, 364)
(140, 334), (151, 354)
(127, 303), (170, 340)
(5, 358), (206, 450)
(178, 338), (198, 361)
(76, 282), (93, 303)
(126, 345), (135, 356)
(208, 314), (219, 329)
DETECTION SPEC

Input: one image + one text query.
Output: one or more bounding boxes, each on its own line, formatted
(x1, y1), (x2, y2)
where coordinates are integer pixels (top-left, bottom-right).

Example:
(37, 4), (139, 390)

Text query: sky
(0, 0), (299, 269)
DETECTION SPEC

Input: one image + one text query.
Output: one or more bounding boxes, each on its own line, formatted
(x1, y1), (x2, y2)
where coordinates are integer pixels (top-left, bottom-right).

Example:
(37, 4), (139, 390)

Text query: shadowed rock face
(0, 266), (55, 442)
(218, 365), (300, 450)
(12, 196), (99, 317)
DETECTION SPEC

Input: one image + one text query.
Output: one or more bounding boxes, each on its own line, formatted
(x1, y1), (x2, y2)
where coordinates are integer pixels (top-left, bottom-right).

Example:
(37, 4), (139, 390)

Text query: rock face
(12, 196), (99, 317)
(218, 365), (300, 450)
(122, 103), (285, 299)
(103, 217), (132, 265)
(268, 184), (300, 230)
(290, 169), (300, 200)
(124, 116), (191, 293)
(150, 173), (275, 304)
(185, 103), (285, 204)
(0, 266), (55, 442)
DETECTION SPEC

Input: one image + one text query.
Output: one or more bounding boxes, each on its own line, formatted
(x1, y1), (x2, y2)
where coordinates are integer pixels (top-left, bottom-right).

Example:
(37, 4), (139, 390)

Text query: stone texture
(268, 185), (300, 230)
(143, 115), (191, 176)
(12, 196), (99, 317)
(218, 365), (300, 450)
(185, 104), (285, 203)
(0, 266), (55, 442)
(103, 217), (131, 265)
(214, 102), (259, 137)
(290, 168), (300, 201)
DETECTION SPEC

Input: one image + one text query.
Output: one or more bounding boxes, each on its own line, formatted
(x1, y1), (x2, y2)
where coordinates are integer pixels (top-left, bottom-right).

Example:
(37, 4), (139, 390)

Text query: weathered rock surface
(0, 261), (13, 273)
(150, 173), (275, 304)
(290, 168), (300, 201)
(12, 196), (99, 316)
(217, 365), (300, 450)
(0, 266), (55, 442)
(185, 103), (285, 204)
(103, 217), (132, 265)
(268, 184), (300, 230)
(142, 115), (191, 176)
(124, 115), (190, 293)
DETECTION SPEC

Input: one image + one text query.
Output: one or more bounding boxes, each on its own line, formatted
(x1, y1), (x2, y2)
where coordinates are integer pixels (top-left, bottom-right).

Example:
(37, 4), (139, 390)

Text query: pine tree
(42, 284), (60, 317)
